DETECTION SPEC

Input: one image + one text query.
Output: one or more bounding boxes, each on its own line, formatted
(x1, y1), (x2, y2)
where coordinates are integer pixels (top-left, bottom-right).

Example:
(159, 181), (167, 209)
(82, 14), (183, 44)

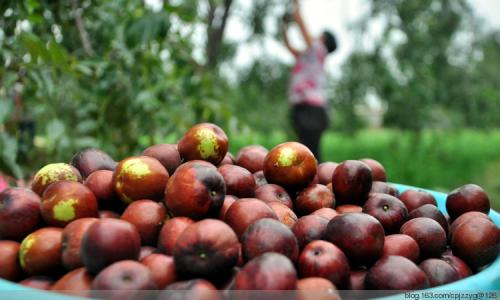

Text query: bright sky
(224, 0), (500, 78)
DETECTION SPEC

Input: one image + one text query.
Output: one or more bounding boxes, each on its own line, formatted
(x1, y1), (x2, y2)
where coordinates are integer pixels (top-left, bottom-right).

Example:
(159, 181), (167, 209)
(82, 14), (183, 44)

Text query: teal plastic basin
(0, 183), (499, 298)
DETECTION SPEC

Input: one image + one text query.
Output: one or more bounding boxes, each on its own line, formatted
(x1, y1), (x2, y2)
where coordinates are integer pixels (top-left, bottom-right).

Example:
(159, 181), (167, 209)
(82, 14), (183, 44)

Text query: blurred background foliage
(0, 0), (499, 206)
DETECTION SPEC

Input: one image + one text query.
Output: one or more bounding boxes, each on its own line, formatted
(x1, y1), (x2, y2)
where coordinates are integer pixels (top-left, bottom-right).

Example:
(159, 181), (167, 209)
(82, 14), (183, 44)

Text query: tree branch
(71, 0), (95, 55)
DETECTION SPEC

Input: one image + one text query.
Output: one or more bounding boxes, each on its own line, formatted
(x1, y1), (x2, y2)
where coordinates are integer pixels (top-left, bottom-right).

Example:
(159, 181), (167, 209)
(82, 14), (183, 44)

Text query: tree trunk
(205, 0), (233, 70)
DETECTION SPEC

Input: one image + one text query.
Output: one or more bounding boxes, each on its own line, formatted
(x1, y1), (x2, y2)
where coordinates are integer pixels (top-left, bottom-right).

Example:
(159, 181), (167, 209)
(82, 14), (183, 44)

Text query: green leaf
(0, 99), (13, 124)
(0, 133), (23, 178)
(46, 119), (65, 141)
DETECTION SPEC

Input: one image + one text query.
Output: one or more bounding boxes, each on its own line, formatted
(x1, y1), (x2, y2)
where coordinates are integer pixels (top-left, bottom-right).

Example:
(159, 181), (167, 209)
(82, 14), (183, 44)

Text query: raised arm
(292, 0), (313, 49)
(282, 22), (300, 58)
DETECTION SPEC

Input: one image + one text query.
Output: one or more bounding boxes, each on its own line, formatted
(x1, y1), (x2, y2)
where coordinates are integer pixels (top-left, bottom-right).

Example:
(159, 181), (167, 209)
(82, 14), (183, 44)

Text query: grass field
(230, 129), (500, 210)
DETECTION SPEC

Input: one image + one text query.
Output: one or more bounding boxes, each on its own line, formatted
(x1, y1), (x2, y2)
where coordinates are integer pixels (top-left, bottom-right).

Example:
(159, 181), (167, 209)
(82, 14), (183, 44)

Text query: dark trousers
(290, 104), (329, 162)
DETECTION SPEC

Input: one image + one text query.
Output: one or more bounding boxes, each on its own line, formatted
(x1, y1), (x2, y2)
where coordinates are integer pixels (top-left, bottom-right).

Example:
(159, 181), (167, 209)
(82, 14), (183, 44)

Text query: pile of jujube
(0, 122), (499, 299)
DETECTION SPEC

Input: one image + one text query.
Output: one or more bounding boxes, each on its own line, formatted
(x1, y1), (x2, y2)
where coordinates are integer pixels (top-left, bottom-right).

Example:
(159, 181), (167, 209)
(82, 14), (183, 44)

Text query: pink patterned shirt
(288, 41), (328, 107)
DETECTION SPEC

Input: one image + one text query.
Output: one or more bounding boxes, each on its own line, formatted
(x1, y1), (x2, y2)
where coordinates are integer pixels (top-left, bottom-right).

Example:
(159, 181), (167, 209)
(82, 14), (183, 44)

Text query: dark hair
(322, 31), (337, 53)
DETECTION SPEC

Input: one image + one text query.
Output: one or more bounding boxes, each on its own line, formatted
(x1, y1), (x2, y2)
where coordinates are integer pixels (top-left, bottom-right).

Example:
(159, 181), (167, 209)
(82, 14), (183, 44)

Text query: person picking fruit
(281, 0), (338, 161)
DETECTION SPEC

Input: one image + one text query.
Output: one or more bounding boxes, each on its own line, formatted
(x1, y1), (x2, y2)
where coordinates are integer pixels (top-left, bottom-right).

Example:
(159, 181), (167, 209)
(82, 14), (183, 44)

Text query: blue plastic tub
(0, 183), (499, 298)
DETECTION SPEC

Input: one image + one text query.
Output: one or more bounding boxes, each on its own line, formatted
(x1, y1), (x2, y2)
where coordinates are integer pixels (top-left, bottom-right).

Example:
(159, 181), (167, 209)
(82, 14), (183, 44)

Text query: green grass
(229, 129), (500, 210)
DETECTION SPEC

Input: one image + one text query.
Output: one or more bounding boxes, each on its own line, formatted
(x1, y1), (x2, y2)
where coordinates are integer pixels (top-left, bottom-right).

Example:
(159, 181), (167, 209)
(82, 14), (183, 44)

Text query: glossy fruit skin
(365, 255), (430, 290)
(241, 218), (299, 263)
(165, 162), (226, 220)
(0, 188), (41, 241)
(316, 162), (338, 185)
(224, 198), (278, 239)
(263, 142), (317, 189)
(348, 270), (367, 290)
(218, 164), (256, 198)
(267, 202), (298, 228)
(121, 199), (166, 245)
(234, 252), (297, 290)
(174, 219), (239, 278)
(138, 246), (156, 260)
(140, 253), (177, 289)
(143, 143), (182, 175)
(370, 181), (399, 197)
(219, 152), (235, 166)
(255, 184), (293, 209)
(362, 193), (408, 234)
(40, 181), (99, 227)
(51, 267), (93, 297)
(61, 217), (99, 270)
(70, 149), (117, 179)
(219, 195), (237, 221)
(331, 160), (373, 205)
(292, 215), (329, 250)
(253, 171), (268, 187)
(295, 184), (335, 216)
(162, 279), (220, 300)
(298, 240), (350, 289)
(419, 258), (460, 287)
(157, 217), (195, 255)
(19, 276), (54, 290)
(336, 204), (362, 214)
(113, 156), (169, 203)
(91, 260), (157, 300)
(81, 219), (141, 274)
(449, 211), (490, 237)
(408, 204), (449, 234)
(84, 170), (116, 202)
(311, 208), (339, 220)
(441, 253), (472, 279)
(451, 217), (500, 269)
(177, 123), (229, 165)
(296, 277), (340, 300)
(98, 210), (120, 219)
(31, 163), (82, 196)
(325, 213), (385, 266)
(446, 184), (490, 220)
(400, 217), (447, 258)
(19, 227), (63, 276)
(0, 240), (24, 281)
(399, 189), (437, 212)
(382, 234), (420, 263)
(235, 145), (269, 174)
(360, 158), (387, 182)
